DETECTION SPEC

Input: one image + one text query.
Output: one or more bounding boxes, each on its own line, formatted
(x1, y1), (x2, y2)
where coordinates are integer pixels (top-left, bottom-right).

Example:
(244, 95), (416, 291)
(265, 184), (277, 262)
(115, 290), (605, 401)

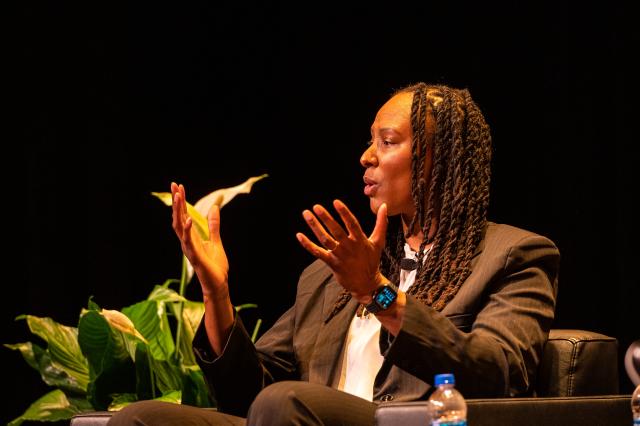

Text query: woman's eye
(366, 139), (394, 147)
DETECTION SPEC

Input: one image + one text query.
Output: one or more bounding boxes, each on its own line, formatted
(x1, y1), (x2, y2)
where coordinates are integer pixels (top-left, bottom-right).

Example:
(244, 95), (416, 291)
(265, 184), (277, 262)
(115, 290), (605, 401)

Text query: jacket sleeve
(193, 304), (298, 417)
(384, 233), (559, 398)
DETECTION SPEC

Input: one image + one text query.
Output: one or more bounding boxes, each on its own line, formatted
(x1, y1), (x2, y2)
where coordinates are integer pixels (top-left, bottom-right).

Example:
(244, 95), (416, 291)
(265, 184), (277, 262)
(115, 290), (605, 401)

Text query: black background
(7, 1), (637, 424)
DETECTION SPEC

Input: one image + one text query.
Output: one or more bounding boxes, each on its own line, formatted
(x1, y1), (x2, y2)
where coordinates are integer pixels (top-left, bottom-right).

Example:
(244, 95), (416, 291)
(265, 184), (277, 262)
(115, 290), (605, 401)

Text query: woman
(109, 83), (559, 425)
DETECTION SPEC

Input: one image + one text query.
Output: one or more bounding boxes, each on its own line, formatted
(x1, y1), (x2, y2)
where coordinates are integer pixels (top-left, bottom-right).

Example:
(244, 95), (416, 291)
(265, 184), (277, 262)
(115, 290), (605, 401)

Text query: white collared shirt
(337, 243), (424, 401)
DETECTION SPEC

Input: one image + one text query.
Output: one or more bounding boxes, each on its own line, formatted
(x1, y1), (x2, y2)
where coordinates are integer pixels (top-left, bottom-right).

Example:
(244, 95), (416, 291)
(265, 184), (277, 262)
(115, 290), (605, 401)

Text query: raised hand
(171, 182), (229, 298)
(296, 199), (388, 303)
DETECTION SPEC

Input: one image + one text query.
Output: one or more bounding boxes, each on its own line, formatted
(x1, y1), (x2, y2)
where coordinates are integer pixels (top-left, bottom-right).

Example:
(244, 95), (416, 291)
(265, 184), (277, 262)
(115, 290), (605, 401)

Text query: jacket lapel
(308, 275), (358, 386)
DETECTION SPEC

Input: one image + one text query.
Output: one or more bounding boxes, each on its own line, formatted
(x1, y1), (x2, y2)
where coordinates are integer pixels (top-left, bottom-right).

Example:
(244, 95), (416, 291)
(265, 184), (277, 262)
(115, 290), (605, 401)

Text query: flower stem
(251, 319), (262, 343)
(147, 349), (157, 399)
(174, 256), (188, 361)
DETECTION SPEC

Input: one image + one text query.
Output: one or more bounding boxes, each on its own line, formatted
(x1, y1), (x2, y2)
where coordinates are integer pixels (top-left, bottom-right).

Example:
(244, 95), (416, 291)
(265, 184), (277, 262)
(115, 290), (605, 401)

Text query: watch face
(375, 286), (397, 309)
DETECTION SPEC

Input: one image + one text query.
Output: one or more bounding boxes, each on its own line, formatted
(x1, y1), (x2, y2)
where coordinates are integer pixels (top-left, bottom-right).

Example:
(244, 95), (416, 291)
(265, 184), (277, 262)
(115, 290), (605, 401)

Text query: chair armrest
(375, 395), (631, 426)
(70, 411), (112, 426)
(537, 329), (619, 396)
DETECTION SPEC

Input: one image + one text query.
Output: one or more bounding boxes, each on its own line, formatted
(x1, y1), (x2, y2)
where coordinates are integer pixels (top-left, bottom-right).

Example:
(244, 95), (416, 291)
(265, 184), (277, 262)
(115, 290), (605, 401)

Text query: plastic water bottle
(428, 373), (467, 426)
(632, 384), (640, 425)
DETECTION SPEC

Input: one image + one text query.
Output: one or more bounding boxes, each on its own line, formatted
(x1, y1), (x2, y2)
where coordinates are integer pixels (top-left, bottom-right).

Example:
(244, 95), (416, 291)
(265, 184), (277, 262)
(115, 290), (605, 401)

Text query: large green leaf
(85, 356), (136, 411)
(4, 342), (86, 393)
(39, 348), (88, 394)
(107, 389), (182, 412)
(148, 284), (187, 304)
(181, 365), (214, 408)
(4, 341), (44, 371)
(148, 356), (183, 394)
(168, 300), (204, 366)
(147, 281), (187, 303)
(78, 310), (138, 410)
(8, 389), (93, 426)
(121, 297), (184, 400)
(131, 343), (184, 403)
(144, 294), (212, 406)
(133, 343), (154, 401)
(123, 300), (175, 362)
(108, 393), (138, 411)
(155, 390), (182, 405)
(78, 311), (131, 370)
(149, 285), (201, 365)
(17, 315), (90, 392)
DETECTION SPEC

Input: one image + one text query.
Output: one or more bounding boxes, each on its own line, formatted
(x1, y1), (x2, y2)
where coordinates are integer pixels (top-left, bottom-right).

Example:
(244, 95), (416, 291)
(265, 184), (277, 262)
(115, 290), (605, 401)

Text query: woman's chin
(369, 198), (381, 214)
(369, 198), (413, 218)
(370, 198), (394, 215)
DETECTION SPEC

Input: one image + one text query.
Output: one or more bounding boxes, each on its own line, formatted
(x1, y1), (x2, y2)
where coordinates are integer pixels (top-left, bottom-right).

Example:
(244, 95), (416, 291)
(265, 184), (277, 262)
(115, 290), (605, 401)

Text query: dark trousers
(107, 381), (378, 426)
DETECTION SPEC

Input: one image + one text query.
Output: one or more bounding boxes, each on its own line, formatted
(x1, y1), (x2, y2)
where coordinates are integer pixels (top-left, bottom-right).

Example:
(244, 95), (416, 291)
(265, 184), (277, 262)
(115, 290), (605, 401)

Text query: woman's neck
(403, 232), (423, 252)
(401, 214), (438, 252)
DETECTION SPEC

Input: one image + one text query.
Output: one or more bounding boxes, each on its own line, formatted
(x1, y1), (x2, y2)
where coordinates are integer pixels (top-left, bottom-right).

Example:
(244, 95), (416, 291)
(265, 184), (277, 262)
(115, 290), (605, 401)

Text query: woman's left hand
(296, 200), (388, 303)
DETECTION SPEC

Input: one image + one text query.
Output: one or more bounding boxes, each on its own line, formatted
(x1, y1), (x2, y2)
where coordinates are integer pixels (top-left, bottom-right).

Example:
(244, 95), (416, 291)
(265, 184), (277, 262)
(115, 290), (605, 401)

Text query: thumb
(208, 204), (222, 244)
(370, 203), (388, 250)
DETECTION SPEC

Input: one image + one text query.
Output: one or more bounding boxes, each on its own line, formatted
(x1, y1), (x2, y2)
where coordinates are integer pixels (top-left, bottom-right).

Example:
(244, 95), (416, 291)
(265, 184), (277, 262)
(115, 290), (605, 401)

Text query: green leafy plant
(5, 175), (268, 425)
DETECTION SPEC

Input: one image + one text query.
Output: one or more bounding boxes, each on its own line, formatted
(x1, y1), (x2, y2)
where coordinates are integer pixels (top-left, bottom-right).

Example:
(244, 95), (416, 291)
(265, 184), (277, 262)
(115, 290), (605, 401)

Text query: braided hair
(326, 83), (492, 322)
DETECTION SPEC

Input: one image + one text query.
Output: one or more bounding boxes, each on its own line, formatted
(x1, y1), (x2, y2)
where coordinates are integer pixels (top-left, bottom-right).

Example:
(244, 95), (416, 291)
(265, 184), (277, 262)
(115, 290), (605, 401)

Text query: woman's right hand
(171, 182), (229, 299)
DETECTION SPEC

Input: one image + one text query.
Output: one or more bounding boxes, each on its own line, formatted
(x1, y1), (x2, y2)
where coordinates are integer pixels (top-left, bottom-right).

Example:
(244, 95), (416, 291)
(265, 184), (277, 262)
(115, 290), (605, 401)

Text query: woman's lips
(363, 177), (378, 196)
(364, 184), (378, 196)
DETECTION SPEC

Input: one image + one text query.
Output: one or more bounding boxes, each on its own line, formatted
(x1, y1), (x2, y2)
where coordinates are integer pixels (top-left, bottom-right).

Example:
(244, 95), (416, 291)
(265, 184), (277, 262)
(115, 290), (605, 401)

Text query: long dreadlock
(325, 83), (492, 322)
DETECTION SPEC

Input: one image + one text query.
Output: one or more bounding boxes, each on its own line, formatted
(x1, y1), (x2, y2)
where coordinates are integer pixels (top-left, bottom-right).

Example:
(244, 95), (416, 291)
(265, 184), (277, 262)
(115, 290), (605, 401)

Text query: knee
(108, 400), (180, 426)
(247, 381), (310, 425)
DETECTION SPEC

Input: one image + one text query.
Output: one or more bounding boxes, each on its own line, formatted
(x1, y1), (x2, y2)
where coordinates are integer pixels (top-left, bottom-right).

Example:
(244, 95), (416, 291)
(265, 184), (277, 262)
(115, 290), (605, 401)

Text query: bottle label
(633, 418), (640, 425)
(432, 421), (467, 426)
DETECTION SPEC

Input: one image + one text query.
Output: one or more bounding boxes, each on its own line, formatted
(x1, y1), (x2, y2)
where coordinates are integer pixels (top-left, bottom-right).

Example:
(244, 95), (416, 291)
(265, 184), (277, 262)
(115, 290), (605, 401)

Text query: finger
(181, 217), (199, 261)
(183, 216), (194, 245)
(333, 199), (366, 239)
(296, 232), (335, 264)
(172, 185), (182, 216)
(312, 204), (348, 242)
(172, 191), (185, 235)
(170, 182), (179, 208)
(208, 204), (222, 244)
(370, 203), (388, 250)
(302, 210), (339, 249)
(178, 184), (189, 222)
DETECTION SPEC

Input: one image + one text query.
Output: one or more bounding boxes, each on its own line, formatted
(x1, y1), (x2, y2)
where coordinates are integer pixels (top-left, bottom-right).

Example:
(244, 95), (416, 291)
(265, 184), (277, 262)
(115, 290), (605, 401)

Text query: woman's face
(360, 92), (417, 218)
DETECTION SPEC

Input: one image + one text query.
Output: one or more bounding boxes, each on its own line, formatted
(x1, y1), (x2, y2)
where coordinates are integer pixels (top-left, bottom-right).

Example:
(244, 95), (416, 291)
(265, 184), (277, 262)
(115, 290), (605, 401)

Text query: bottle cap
(434, 373), (455, 386)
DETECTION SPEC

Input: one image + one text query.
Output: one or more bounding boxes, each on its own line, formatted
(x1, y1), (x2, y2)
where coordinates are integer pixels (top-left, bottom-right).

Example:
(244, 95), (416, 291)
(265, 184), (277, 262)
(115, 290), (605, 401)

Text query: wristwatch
(365, 282), (399, 314)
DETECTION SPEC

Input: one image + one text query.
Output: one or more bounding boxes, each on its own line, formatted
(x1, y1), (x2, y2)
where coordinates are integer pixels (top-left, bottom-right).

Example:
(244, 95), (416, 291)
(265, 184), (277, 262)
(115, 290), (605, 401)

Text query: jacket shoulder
(296, 259), (334, 296)
(484, 222), (559, 253)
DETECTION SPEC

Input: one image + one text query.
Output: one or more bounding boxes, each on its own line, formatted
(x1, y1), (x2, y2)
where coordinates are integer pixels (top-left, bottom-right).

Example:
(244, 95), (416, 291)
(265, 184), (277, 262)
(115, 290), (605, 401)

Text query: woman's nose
(360, 144), (377, 167)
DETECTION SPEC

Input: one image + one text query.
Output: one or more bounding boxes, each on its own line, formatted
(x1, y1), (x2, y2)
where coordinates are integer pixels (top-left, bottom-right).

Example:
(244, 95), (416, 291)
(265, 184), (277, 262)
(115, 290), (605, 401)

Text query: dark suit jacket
(193, 222), (559, 417)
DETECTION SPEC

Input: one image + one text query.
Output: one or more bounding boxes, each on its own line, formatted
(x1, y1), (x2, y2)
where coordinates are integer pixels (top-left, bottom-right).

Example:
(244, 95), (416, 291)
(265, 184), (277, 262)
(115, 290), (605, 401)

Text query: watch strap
(365, 282), (398, 314)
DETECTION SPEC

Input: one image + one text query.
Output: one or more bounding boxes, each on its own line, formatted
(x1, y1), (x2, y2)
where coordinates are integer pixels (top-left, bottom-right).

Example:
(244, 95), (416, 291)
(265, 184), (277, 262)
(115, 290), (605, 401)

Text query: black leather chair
(536, 329), (619, 397)
(71, 329), (627, 426)
(375, 329), (630, 426)
(375, 396), (631, 426)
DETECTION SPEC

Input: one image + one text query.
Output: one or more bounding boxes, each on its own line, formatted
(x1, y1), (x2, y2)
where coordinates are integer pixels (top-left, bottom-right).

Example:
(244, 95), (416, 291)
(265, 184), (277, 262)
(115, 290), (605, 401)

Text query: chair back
(536, 329), (619, 396)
